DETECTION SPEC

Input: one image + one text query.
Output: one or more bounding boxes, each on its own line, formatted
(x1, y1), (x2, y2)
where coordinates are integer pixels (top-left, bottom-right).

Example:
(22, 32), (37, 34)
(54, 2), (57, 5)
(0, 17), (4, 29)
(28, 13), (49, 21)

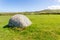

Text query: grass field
(0, 15), (60, 40)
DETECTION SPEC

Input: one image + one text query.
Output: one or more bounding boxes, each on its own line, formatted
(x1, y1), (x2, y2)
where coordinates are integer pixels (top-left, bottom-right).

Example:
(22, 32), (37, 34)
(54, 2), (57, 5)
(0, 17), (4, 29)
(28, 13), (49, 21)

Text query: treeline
(0, 12), (31, 16)
(0, 12), (60, 16)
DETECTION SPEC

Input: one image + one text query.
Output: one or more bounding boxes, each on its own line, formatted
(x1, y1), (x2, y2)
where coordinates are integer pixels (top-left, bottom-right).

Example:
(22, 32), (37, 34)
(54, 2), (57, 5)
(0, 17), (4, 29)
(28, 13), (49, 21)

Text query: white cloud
(54, 0), (60, 2)
(57, 0), (60, 2)
(47, 5), (60, 9)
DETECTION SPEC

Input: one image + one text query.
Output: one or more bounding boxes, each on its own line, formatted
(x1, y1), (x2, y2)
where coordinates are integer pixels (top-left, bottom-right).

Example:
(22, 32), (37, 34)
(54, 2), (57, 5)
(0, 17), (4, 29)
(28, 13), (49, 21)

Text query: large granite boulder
(8, 14), (32, 28)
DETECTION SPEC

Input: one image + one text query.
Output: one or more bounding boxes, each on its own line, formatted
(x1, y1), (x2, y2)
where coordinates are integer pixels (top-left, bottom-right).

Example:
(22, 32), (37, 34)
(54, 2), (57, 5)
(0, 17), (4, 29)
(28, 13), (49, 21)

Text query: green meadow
(0, 15), (60, 40)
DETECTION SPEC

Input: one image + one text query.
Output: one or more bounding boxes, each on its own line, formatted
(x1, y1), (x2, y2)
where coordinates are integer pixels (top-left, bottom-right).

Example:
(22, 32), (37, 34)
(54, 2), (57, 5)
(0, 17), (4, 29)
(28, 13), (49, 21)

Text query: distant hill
(37, 9), (60, 13)
(0, 9), (60, 15)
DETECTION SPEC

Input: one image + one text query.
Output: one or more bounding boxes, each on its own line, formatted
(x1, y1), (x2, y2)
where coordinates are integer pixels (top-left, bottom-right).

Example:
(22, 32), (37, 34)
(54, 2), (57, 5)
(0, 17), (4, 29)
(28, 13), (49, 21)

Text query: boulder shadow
(3, 25), (14, 28)
(3, 25), (26, 31)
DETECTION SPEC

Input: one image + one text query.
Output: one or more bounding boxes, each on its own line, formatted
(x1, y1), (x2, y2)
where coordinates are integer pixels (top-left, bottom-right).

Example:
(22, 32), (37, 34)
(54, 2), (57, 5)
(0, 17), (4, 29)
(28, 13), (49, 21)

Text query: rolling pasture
(0, 15), (60, 40)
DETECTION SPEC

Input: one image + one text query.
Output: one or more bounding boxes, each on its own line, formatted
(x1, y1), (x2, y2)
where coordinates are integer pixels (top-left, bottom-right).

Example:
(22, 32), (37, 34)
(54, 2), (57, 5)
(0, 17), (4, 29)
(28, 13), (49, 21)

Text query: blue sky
(0, 0), (60, 12)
